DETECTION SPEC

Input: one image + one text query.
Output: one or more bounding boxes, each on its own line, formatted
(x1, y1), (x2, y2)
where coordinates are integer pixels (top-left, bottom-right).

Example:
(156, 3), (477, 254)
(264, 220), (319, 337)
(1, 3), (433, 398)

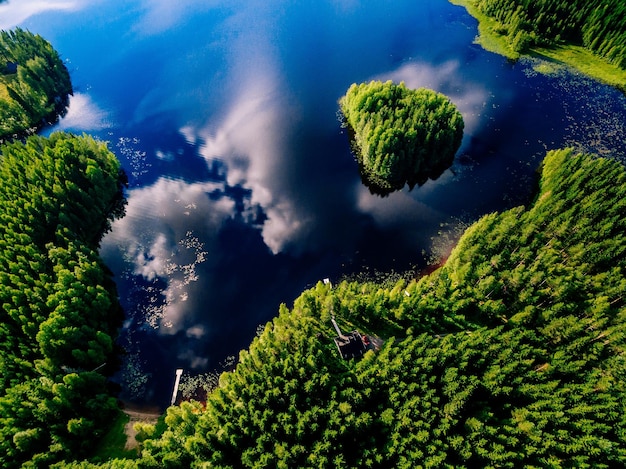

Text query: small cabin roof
(333, 330), (366, 359)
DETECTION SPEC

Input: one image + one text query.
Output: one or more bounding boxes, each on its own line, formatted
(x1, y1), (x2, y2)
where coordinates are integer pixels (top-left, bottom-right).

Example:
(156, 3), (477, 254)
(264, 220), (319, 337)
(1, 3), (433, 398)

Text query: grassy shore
(449, 0), (519, 60)
(89, 411), (138, 462)
(450, 0), (626, 91)
(530, 44), (626, 91)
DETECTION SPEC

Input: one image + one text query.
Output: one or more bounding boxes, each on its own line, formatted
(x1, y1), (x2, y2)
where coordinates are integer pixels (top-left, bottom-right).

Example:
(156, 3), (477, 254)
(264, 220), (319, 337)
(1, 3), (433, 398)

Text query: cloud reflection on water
(190, 77), (307, 255)
(179, 57), (491, 258)
(132, 0), (224, 35)
(51, 0), (507, 396)
(102, 177), (235, 336)
(98, 0), (489, 263)
(0, 0), (79, 29)
(54, 92), (112, 131)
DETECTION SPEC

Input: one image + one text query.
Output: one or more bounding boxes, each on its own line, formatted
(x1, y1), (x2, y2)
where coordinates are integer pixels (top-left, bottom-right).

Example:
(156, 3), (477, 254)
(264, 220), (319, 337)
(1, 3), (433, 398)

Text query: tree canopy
(2, 6), (625, 467)
(122, 148), (626, 468)
(0, 132), (127, 467)
(339, 80), (464, 195)
(0, 28), (72, 143)
(466, 0), (626, 67)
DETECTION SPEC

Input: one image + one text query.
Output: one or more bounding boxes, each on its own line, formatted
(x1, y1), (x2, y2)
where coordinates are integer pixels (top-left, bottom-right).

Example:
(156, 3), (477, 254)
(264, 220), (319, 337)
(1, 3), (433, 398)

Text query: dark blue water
(4, 0), (625, 407)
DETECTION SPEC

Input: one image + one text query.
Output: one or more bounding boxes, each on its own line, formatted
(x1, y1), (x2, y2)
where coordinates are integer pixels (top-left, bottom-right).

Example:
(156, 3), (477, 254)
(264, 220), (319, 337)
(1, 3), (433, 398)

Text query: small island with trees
(0, 28), (73, 143)
(339, 80), (464, 195)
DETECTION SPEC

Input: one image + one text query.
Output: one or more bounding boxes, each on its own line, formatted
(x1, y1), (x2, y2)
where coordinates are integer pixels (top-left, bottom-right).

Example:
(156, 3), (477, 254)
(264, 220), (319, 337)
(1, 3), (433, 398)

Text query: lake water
(3, 0), (625, 407)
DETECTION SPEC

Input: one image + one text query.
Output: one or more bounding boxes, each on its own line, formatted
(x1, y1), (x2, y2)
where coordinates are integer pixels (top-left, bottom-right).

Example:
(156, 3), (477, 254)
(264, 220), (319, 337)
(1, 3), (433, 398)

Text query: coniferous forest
(0, 1), (626, 467)
(79, 148), (622, 468)
(0, 28), (73, 142)
(467, 0), (626, 67)
(339, 81), (464, 195)
(0, 133), (127, 467)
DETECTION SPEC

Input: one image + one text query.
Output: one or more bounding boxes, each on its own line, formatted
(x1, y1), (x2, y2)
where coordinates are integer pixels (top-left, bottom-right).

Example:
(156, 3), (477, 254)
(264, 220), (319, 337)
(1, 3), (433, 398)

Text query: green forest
(0, 28), (73, 142)
(469, 0), (626, 66)
(339, 81), (464, 195)
(0, 133), (127, 467)
(452, 0), (626, 89)
(63, 148), (625, 468)
(1, 1), (626, 467)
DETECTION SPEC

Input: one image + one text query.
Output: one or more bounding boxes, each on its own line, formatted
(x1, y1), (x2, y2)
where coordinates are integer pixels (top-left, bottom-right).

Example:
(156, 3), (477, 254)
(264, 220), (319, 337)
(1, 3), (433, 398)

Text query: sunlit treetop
(0, 28), (72, 142)
(340, 80), (464, 195)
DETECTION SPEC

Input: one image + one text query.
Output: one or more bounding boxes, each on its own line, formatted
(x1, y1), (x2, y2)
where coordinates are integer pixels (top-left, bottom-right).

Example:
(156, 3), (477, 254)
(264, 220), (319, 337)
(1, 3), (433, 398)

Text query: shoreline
(449, 0), (626, 92)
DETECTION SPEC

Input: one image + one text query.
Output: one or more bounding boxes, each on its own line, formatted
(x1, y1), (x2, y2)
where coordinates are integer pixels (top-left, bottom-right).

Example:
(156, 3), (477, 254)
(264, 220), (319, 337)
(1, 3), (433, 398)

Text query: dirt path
(122, 408), (161, 451)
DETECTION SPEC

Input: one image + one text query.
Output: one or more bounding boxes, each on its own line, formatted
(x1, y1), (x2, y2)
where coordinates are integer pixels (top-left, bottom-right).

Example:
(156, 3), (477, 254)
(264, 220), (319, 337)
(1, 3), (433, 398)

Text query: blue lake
(3, 0), (625, 407)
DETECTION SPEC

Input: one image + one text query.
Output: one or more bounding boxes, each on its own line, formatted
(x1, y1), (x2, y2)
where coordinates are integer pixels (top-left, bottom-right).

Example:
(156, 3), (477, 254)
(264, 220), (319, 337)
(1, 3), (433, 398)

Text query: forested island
(0, 28), (73, 142)
(451, 0), (626, 90)
(339, 81), (464, 195)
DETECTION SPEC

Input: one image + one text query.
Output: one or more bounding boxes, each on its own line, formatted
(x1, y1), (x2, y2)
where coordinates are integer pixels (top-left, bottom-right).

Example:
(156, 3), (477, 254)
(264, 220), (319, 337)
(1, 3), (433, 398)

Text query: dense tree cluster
(123, 149), (625, 467)
(339, 80), (464, 195)
(471, 0), (626, 67)
(2, 6), (624, 468)
(0, 28), (72, 142)
(0, 133), (127, 467)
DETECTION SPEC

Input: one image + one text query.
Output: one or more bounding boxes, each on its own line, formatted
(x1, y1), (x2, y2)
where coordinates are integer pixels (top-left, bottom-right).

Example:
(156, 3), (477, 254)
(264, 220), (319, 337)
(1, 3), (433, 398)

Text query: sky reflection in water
(7, 0), (626, 405)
